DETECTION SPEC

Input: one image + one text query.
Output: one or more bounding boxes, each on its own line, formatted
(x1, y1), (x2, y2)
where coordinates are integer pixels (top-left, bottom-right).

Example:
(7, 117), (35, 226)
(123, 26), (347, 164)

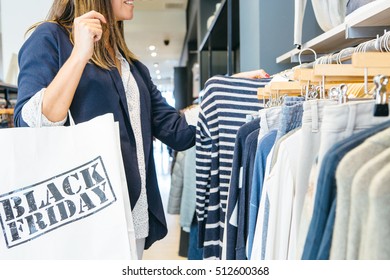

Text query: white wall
(1, 0), (52, 84)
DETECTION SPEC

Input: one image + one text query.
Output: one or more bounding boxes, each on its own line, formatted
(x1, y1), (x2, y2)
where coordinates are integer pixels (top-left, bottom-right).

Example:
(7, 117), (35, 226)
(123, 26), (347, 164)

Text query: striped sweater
(196, 75), (271, 259)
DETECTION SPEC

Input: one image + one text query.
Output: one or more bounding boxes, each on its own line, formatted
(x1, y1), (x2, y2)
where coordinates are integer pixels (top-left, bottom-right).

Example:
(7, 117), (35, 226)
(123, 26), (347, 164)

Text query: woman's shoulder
(20, 21), (71, 55)
(30, 21), (69, 39)
(132, 59), (153, 83)
(132, 59), (149, 73)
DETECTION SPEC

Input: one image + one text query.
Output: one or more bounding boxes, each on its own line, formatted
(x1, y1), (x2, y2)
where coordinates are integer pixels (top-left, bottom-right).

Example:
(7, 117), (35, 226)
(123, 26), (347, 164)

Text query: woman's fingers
(72, 11), (106, 62)
(257, 69), (271, 79)
(78, 10), (107, 24)
(231, 69), (271, 79)
(77, 19), (104, 41)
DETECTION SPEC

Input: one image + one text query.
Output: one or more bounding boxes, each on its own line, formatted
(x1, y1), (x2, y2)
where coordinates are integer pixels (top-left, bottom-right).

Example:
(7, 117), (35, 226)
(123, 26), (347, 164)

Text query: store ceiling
(124, 0), (188, 92)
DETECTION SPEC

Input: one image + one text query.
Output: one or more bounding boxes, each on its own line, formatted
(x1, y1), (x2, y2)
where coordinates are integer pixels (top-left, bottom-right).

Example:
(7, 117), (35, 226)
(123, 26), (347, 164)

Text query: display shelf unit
(277, 1), (390, 64)
(198, 0), (239, 53)
(179, 0), (238, 98)
(198, 0), (239, 85)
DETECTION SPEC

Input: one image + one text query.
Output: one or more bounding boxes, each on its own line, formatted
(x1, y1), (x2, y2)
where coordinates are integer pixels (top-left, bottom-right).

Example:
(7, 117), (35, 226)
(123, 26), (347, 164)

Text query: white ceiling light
(148, 45), (156, 51)
(157, 75), (162, 80)
(156, 69), (161, 74)
(151, 52), (157, 57)
(153, 63), (159, 68)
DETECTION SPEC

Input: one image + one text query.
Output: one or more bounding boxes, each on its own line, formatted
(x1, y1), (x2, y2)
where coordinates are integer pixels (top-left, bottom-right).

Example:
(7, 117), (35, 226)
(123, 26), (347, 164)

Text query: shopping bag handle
(36, 90), (76, 127)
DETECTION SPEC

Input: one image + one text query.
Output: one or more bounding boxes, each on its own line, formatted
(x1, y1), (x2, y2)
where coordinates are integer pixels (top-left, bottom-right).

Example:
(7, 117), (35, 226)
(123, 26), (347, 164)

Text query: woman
(14, 0), (268, 257)
(14, 0), (268, 258)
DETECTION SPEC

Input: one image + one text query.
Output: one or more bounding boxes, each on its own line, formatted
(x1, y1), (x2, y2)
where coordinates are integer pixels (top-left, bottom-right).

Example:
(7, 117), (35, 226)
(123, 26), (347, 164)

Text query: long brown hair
(28, 0), (137, 69)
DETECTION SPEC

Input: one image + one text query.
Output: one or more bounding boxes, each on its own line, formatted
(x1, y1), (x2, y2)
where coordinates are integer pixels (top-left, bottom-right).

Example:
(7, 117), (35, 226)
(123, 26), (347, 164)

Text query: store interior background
(0, 0), (324, 259)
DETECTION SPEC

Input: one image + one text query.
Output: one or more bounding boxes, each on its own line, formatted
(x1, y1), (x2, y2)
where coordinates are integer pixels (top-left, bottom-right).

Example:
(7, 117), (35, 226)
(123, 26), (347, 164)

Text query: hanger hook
(298, 48), (318, 65)
(374, 75), (389, 91)
(339, 84), (348, 104)
(373, 74), (389, 117)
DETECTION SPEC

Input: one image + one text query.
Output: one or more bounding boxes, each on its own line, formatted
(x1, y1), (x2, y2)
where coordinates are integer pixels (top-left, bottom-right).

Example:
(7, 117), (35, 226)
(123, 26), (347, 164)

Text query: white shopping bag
(0, 113), (137, 260)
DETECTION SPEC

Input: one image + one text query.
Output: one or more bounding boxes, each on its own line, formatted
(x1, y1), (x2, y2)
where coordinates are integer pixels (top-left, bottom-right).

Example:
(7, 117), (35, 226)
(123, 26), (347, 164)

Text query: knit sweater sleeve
(195, 104), (212, 247)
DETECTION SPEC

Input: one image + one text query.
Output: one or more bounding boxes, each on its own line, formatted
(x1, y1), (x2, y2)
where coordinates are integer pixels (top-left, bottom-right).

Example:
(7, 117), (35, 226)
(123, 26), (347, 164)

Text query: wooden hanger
(313, 64), (390, 81)
(315, 53), (390, 95)
(352, 53), (390, 68)
(257, 53), (390, 99)
(257, 81), (302, 99)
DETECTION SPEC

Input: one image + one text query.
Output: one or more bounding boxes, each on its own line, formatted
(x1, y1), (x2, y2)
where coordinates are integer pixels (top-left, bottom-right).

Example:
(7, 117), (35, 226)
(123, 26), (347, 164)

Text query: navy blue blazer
(14, 22), (196, 249)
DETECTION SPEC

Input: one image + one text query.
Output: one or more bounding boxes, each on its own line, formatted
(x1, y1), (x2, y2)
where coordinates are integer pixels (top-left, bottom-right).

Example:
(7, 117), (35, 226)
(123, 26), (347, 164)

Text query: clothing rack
(294, 53), (390, 83)
(258, 31), (390, 99)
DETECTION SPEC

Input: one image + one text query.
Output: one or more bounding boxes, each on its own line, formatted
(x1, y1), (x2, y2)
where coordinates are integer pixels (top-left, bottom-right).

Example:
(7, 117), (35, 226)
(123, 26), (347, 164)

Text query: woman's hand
(72, 10), (107, 63)
(41, 11), (106, 123)
(232, 69), (270, 79)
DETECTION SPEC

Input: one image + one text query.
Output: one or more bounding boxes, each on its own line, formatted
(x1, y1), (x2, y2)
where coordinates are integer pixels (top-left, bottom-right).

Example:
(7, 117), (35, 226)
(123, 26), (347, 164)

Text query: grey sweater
(168, 151), (186, 215)
(362, 161), (390, 259)
(331, 127), (390, 259)
(347, 148), (390, 259)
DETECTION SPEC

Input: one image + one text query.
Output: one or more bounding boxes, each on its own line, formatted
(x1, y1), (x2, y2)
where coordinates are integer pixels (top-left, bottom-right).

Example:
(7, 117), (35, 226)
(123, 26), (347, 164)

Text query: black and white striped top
(196, 75), (270, 259)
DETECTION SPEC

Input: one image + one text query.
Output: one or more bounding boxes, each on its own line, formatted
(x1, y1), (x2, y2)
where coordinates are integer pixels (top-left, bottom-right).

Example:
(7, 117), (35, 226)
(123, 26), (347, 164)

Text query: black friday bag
(0, 113), (137, 259)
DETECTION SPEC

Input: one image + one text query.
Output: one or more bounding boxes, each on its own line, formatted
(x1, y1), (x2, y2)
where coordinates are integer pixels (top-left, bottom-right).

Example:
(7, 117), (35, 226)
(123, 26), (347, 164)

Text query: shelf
(198, 0), (239, 52)
(179, 3), (198, 65)
(0, 81), (17, 93)
(276, 0), (390, 64)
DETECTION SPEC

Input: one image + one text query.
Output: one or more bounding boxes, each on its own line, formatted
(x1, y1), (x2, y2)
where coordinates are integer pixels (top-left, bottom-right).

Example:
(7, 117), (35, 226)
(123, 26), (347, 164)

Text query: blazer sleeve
(14, 23), (62, 127)
(136, 61), (196, 151)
